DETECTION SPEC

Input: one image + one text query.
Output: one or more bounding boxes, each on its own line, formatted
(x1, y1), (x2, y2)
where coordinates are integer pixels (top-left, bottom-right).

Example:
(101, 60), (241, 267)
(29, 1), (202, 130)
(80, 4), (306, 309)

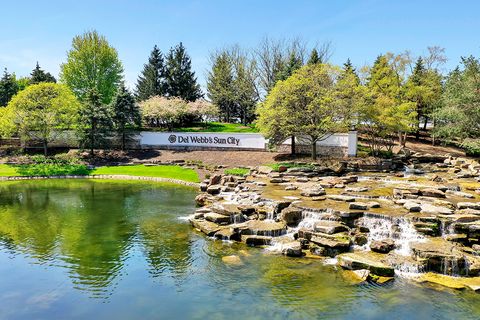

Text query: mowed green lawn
(0, 164), (199, 183)
(175, 122), (258, 133)
(92, 165), (199, 182)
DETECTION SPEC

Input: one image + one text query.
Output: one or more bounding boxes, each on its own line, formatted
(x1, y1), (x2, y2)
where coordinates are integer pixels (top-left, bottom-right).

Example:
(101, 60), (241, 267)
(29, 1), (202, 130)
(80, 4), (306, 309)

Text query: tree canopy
(135, 45), (165, 101)
(60, 30), (124, 105)
(5, 83), (80, 155)
(257, 64), (353, 159)
(30, 62), (57, 84)
(0, 69), (19, 107)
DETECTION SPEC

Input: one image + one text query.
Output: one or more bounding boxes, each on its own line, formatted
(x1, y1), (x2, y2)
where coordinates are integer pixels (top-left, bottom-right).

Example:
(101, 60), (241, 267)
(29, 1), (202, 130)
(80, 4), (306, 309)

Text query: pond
(0, 180), (479, 319)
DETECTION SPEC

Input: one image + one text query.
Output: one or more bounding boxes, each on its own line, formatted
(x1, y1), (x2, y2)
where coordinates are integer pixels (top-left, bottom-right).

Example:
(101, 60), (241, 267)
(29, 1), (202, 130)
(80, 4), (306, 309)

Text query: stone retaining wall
(0, 175), (199, 188)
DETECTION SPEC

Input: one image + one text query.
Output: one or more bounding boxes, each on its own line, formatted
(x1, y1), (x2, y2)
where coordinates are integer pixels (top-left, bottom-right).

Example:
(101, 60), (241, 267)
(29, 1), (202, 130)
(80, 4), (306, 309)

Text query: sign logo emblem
(168, 134), (177, 143)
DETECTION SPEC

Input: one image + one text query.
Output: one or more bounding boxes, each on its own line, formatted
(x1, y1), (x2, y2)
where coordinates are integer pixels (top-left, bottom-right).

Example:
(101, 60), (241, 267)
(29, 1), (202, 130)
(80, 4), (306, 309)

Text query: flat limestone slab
(415, 273), (480, 292)
(337, 252), (395, 277)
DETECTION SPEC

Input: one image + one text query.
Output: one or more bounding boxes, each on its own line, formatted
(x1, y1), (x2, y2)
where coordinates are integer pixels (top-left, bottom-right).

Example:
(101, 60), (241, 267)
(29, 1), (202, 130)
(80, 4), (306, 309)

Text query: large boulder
(195, 193), (216, 207)
(370, 239), (395, 254)
(411, 240), (469, 275)
(404, 201), (422, 212)
(206, 185), (222, 195)
(205, 212), (231, 224)
(190, 219), (223, 236)
(337, 252), (395, 277)
(211, 203), (241, 216)
(241, 235), (272, 246)
(420, 188), (446, 198)
(420, 203), (453, 215)
(242, 220), (287, 236)
(278, 207), (303, 226)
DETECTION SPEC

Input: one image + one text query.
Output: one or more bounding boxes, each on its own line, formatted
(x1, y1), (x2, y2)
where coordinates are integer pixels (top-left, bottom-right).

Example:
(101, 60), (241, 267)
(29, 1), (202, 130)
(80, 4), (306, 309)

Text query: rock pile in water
(190, 156), (480, 289)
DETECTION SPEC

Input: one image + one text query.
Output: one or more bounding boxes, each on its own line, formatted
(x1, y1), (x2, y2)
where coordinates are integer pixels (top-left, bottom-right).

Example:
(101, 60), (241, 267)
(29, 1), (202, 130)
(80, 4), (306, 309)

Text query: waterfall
(360, 214), (425, 256)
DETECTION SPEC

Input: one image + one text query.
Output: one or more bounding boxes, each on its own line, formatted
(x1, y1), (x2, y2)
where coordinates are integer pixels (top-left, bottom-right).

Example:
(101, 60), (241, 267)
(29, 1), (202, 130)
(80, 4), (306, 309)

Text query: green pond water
(0, 180), (479, 320)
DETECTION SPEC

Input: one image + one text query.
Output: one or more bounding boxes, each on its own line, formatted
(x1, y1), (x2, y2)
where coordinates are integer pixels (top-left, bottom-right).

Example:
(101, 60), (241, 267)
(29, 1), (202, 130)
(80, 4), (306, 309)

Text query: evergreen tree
(276, 51), (303, 81)
(341, 59), (360, 84)
(234, 57), (258, 124)
(207, 52), (235, 122)
(78, 88), (113, 155)
(165, 42), (202, 101)
(30, 62), (56, 84)
(0, 69), (19, 107)
(308, 48), (321, 65)
(112, 85), (141, 150)
(135, 45), (165, 101)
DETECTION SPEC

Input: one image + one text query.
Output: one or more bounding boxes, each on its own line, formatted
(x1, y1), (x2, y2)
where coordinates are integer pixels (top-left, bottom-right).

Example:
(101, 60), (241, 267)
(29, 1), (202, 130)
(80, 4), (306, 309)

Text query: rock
(205, 212), (231, 224)
(210, 203), (241, 216)
(241, 235), (272, 246)
(353, 233), (368, 246)
(209, 174), (222, 186)
(270, 178), (284, 183)
(420, 188), (446, 198)
(281, 241), (303, 257)
(345, 187), (369, 192)
(411, 240), (469, 275)
(367, 201), (381, 208)
(278, 207), (303, 226)
(393, 187), (419, 198)
(457, 202), (480, 210)
(309, 245), (327, 256)
(195, 193), (216, 206)
(445, 190), (475, 199)
(404, 201), (422, 212)
(222, 255), (243, 265)
(370, 239), (395, 253)
(312, 196), (326, 201)
(296, 177), (310, 183)
(214, 228), (240, 241)
(285, 185), (298, 191)
(273, 200), (292, 215)
(313, 221), (349, 234)
(310, 233), (351, 253)
(342, 269), (370, 285)
(243, 220), (287, 236)
(369, 275), (394, 284)
(190, 219), (222, 236)
(206, 185), (222, 195)
(456, 209), (480, 216)
(420, 203), (453, 215)
(199, 182), (208, 192)
(300, 188), (326, 197)
(337, 252), (395, 277)
(257, 166), (273, 174)
(349, 202), (368, 210)
(326, 195), (356, 202)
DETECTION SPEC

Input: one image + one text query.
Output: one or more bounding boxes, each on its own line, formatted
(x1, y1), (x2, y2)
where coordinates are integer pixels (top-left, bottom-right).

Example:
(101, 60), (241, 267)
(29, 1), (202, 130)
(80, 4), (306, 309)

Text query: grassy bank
(0, 164), (199, 183)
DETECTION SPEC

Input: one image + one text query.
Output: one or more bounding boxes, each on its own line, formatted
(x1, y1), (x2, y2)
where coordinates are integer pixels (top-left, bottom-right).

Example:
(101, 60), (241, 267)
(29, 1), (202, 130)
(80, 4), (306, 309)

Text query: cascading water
(360, 214), (425, 256)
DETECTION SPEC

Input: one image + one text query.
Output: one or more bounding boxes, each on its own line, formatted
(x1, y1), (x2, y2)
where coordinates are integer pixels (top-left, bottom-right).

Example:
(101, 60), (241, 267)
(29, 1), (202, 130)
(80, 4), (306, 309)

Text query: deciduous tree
(60, 30), (124, 104)
(257, 64), (351, 160)
(6, 83), (80, 155)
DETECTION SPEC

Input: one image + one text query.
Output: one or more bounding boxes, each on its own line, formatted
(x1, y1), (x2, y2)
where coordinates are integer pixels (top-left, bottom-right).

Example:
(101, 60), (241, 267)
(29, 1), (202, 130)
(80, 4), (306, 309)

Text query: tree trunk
(311, 141), (317, 160)
(423, 117), (428, 130)
(291, 136), (296, 155)
(43, 139), (48, 157)
(122, 131), (126, 151)
(90, 120), (96, 156)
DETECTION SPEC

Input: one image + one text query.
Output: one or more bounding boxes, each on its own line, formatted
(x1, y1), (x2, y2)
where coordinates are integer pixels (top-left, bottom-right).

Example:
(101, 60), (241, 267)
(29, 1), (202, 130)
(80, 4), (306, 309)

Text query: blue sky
(1, 0), (479, 91)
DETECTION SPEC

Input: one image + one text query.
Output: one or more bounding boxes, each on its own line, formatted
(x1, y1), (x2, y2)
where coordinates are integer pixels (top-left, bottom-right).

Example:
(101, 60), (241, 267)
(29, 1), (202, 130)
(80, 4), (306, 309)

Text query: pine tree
(234, 58), (258, 125)
(276, 52), (303, 81)
(78, 88), (113, 155)
(135, 45), (165, 101)
(307, 48), (321, 65)
(207, 52), (235, 122)
(0, 68), (19, 107)
(112, 85), (141, 150)
(165, 42), (202, 101)
(341, 59), (360, 84)
(30, 62), (56, 84)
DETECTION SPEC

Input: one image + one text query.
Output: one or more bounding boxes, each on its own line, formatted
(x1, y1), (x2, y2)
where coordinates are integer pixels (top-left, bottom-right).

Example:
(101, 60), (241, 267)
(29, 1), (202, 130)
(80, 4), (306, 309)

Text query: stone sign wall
(139, 132), (267, 150)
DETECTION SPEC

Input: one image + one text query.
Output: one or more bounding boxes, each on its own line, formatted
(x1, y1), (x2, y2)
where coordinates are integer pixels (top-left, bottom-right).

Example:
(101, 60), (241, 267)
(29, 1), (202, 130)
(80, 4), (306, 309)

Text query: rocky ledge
(189, 155), (480, 290)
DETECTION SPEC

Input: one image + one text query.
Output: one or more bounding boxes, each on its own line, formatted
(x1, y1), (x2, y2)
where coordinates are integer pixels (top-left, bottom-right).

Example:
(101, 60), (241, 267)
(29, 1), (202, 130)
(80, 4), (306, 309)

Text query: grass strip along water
(0, 163), (200, 183)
